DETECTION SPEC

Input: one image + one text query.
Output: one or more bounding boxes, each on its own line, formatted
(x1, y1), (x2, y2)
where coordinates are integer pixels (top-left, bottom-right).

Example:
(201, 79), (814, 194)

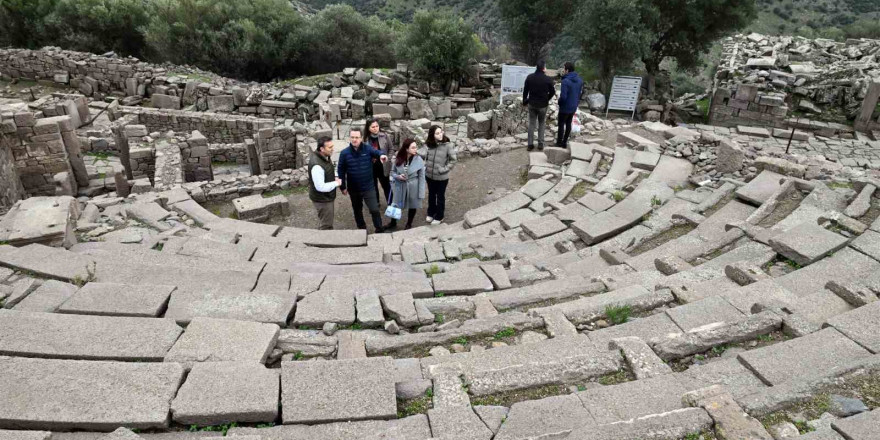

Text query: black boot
(386, 219), (398, 230)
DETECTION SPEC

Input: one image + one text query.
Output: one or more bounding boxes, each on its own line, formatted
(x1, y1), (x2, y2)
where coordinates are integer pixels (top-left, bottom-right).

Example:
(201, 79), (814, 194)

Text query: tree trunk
(644, 59), (659, 99)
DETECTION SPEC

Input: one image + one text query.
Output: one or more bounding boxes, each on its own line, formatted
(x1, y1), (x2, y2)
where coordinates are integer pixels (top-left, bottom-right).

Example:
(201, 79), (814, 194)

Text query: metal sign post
(605, 76), (642, 120)
(500, 65), (536, 104)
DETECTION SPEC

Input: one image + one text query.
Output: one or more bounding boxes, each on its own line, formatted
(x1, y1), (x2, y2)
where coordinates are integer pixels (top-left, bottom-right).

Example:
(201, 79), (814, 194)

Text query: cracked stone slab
(170, 362), (279, 425)
(281, 356), (397, 424)
(826, 301), (880, 354)
(737, 327), (872, 386)
(427, 407), (494, 440)
(164, 317), (279, 369)
(769, 222), (849, 266)
(735, 170), (785, 206)
(11, 279), (77, 312)
(228, 415), (431, 439)
(432, 266), (493, 295)
(58, 282), (175, 317)
(495, 394), (592, 440)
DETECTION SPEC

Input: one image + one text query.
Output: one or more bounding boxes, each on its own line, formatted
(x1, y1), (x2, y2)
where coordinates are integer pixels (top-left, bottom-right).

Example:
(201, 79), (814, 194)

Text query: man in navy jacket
(338, 128), (388, 233)
(556, 62), (584, 148)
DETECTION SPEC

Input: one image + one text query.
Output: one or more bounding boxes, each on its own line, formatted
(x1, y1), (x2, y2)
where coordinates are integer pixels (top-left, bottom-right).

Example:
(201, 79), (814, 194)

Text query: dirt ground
(209, 149), (531, 231)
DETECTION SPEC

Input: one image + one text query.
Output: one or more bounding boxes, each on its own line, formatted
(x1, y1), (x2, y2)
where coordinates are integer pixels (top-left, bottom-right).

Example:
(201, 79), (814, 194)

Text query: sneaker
(527, 145), (534, 152)
(426, 216), (434, 222)
(375, 226), (386, 234)
(537, 144), (544, 151)
(431, 219), (442, 226)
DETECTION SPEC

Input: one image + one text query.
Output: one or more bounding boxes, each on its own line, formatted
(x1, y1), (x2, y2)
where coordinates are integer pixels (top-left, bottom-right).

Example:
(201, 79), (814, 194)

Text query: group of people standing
(522, 61), (584, 151)
(307, 119), (457, 233)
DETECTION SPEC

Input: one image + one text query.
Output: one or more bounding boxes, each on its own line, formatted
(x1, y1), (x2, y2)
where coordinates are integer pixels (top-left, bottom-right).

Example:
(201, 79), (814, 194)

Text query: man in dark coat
(337, 128), (388, 233)
(556, 61), (584, 148)
(522, 60), (556, 151)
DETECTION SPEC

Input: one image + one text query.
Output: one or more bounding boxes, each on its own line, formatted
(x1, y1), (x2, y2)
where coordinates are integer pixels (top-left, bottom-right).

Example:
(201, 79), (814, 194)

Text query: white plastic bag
(571, 113), (582, 135)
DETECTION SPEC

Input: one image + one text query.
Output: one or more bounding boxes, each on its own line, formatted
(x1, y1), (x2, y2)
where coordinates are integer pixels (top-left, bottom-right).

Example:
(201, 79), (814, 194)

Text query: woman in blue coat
(387, 139), (427, 230)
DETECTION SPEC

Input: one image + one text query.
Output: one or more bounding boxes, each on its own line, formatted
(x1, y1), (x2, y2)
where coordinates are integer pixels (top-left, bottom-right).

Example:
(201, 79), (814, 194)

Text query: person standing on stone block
(419, 125), (457, 225)
(389, 138), (427, 230)
(338, 128), (389, 233)
(556, 61), (583, 149)
(364, 118), (395, 217)
(309, 137), (342, 230)
(522, 60), (556, 152)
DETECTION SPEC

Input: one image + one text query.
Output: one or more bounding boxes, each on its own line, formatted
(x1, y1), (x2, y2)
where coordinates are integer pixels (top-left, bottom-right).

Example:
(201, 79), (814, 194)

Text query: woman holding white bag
(385, 138), (426, 230)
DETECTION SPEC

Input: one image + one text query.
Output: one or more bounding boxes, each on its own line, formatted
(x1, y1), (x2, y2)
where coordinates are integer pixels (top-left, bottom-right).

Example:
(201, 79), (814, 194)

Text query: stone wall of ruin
(209, 143), (249, 165)
(253, 126), (303, 173)
(153, 139), (184, 192)
(0, 111), (84, 197)
(123, 107), (274, 144)
(0, 47), (499, 124)
(0, 135), (26, 212)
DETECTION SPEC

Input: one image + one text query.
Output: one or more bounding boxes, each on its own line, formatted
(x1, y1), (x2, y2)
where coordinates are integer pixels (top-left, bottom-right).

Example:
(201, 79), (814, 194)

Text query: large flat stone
(227, 415), (431, 440)
(464, 192), (532, 227)
(738, 327), (873, 386)
(365, 312), (543, 355)
(849, 229), (880, 262)
(0, 309), (182, 361)
(170, 362), (279, 425)
(588, 312), (682, 349)
(164, 317), (279, 368)
(0, 356), (184, 430)
(769, 222), (849, 266)
(776, 248), (880, 298)
(281, 356), (397, 424)
(0, 196), (77, 247)
(252, 245), (383, 265)
(535, 285), (674, 324)
(164, 288), (296, 325)
(12, 280), (78, 312)
(421, 335), (621, 395)
(495, 394), (592, 440)
(487, 276), (604, 311)
(831, 408), (879, 440)
(275, 329), (337, 357)
(735, 170), (785, 205)
(520, 179), (555, 200)
(565, 407), (713, 440)
(432, 266), (493, 295)
(578, 192), (615, 212)
(0, 244), (96, 283)
(679, 357), (769, 399)
(427, 407), (494, 440)
(826, 301), (880, 354)
(58, 283), (175, 317)
(576, 374), (691, 424)
(292, 288), (355, 326)
(0, 430), (51, 440)
(319, 272), (433, 298)
(521, 215), (568, 239)
(499, 208), (540, 230)
(276, 227), (367, 248)
(665, 296), (746, 332)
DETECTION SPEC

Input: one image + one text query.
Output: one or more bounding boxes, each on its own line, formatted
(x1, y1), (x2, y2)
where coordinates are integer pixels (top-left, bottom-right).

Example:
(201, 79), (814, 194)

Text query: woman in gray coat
(388, 138), (427, 230)
(419, 125), (457, 225)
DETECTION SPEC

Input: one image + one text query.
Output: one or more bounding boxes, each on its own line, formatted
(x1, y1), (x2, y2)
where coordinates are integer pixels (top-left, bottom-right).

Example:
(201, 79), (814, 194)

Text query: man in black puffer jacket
(522, 60), (556, 151)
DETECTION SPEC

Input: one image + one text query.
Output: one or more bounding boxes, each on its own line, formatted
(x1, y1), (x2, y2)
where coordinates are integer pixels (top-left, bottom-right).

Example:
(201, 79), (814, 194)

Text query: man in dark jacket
(556, 62), (584, 148)
(522, 60), (556, 151)
(337, 128), (388, 233)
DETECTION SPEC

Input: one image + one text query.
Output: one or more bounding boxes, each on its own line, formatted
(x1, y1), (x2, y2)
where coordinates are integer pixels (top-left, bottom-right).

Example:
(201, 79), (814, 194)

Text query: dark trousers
(557, 112), (574, 147)
(349, 188), (383, 231)
(372, 161), (392, 206)
(406, 208), (417, 227)
(426, 178), (449, 221)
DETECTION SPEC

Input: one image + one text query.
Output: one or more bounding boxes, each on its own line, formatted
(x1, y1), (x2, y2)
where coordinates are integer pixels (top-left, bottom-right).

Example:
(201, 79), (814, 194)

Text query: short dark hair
(316, 136), (333, 151)
(350, 128), (363, 136)
(564, 62), (575, 73)
(536, 60), (545, 71)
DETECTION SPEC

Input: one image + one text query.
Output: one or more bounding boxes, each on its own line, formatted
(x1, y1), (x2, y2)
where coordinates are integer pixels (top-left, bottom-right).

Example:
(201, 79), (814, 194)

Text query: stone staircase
(1, 132), (880, 440)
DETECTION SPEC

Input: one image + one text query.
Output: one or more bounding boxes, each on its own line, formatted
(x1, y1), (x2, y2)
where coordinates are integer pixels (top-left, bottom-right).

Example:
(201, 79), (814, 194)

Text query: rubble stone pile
(710, 33), (880, 133)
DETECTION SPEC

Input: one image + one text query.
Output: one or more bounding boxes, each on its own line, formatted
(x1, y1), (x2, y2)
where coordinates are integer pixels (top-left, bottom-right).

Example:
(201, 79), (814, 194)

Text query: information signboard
(605, 76), (642, 119)
(500, 65), (535, 104)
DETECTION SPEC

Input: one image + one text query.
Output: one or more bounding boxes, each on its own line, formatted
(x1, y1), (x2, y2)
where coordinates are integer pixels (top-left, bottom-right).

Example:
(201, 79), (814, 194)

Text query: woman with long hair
(388, 139), (426, 230)
(364, 119), (395, 222)
(419, 125), (457, 225)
